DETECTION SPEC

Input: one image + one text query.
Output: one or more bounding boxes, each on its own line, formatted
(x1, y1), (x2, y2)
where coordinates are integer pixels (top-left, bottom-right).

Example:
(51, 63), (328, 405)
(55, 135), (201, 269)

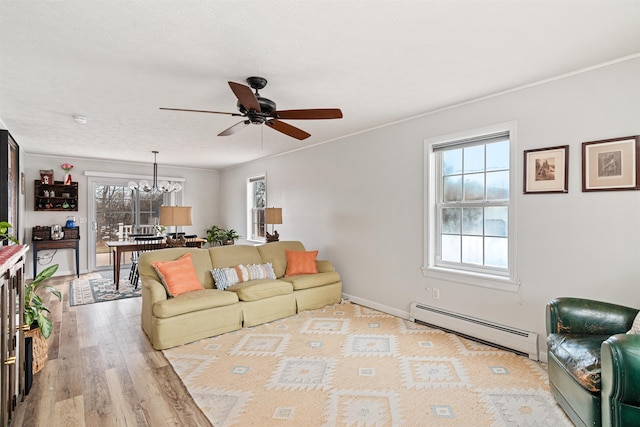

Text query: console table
(32, 239), (80, 279)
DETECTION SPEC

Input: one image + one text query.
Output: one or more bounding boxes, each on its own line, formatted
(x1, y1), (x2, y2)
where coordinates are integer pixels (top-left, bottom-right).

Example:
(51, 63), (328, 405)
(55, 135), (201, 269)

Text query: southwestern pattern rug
(163, 302), (571, 426)
(69, 270), (140, 306)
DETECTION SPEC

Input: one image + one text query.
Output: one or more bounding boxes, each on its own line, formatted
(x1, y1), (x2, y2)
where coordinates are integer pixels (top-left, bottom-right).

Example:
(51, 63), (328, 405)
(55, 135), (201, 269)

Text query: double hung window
(248, 175), (266, 241)
(425, 123), (518, 290)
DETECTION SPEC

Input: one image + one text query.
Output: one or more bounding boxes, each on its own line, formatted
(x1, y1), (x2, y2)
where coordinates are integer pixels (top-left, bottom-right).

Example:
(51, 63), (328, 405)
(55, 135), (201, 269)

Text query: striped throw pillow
(211, 263), (275, 290)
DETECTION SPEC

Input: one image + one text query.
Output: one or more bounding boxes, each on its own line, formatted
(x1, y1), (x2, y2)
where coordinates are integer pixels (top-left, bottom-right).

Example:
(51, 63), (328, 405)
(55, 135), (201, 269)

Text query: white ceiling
(1, 1), (639, 170)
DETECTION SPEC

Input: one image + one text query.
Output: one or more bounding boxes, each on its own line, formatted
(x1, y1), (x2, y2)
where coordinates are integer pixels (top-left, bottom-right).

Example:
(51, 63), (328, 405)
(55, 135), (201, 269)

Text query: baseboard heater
(409, 302), (539, 360)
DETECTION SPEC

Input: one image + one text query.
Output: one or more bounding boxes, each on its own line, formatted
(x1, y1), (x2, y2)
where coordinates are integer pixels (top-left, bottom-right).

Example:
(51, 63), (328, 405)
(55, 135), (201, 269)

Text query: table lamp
(160, 206), (193, 238)
(264, 207), (282, 242)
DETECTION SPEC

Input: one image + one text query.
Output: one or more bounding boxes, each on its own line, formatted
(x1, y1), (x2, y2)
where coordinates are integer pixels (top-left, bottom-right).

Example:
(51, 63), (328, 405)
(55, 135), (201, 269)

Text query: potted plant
(0, 221), (19, 244)
(223, 229), (242, 245)
(205, 225), (226, 247)
(25, 264), (61, 339)
(153, 223), (166, 237)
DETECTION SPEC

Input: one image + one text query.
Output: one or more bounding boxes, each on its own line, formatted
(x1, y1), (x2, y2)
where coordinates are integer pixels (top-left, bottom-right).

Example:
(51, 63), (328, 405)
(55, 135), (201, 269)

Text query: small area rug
(69, 270), (140, 306)
(163, 302), (571, 426)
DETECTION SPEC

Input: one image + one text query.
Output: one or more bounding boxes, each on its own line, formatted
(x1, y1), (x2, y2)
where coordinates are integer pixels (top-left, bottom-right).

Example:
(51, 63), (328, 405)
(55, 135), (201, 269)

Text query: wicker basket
(25, 327), (48, 374)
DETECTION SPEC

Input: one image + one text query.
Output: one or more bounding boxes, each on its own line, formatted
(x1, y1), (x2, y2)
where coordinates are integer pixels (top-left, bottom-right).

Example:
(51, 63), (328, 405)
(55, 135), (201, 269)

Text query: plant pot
(24, 326), (48, 374)
(223, 240), (235, 245)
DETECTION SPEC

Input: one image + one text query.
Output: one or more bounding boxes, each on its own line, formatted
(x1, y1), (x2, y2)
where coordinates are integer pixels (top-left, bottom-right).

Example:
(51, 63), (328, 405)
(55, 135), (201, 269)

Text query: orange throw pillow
(151, 253), (204, 297)
(285, 249), (319, 276)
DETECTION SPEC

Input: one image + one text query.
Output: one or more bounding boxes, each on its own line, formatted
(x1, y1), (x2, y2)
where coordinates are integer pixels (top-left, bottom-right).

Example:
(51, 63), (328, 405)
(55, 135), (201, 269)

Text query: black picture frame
(582, 135), (640, 192)
(523, 145), (569, 194)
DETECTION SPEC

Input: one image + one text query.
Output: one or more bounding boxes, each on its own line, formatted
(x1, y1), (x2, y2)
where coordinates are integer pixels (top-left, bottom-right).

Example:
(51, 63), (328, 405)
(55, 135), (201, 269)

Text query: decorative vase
(64, 172), (72, 185)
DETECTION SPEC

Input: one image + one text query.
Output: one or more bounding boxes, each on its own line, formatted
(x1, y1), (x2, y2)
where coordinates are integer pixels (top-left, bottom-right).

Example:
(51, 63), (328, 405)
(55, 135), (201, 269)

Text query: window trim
(423, 121), (520, 292)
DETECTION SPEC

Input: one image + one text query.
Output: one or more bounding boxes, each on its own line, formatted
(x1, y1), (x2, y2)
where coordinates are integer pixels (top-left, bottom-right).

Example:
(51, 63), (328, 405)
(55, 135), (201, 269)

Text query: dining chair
(130, 236), (164, 289)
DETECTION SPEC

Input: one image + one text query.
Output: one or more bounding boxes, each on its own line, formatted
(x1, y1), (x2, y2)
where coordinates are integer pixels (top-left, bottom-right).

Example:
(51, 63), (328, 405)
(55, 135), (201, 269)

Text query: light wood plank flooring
(13, 272), (211, 427)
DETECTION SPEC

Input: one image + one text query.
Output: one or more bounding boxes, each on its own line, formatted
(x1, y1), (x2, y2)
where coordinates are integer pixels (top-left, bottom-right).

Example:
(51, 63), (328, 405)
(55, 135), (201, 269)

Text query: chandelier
(128, 151), (182, 193)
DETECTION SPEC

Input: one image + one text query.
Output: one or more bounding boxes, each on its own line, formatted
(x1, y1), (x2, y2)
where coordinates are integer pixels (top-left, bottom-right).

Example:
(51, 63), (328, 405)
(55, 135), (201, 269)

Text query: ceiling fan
(160, 76), (343, 140)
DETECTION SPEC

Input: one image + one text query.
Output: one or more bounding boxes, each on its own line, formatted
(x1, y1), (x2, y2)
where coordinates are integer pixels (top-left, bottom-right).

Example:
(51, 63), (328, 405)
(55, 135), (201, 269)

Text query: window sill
(421, 266), (520, 293)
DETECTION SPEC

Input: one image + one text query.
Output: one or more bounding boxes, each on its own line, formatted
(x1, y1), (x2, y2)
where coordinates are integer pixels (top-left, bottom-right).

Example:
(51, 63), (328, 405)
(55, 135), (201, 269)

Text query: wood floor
(13, 272), (212, 427)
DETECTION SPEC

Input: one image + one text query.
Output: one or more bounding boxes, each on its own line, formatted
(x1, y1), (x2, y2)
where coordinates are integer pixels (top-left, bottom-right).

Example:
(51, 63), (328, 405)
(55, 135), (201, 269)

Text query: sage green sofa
(139, 241), (342, 350)
(546, 297), (640, 427)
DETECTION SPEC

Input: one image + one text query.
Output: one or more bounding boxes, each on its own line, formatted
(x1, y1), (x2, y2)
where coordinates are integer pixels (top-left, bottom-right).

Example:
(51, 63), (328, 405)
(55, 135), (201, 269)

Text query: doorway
(89, 179), (165, 270)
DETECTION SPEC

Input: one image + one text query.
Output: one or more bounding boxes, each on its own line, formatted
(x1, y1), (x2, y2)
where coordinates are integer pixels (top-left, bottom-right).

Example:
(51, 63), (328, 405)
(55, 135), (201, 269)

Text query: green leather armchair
(601, 334), (640, 426)
(546, 297), (639, 427)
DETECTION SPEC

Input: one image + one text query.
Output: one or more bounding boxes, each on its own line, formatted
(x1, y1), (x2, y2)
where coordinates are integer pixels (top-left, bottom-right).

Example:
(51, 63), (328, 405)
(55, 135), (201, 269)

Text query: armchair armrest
(601, 334), (640, 427)
(546, 297), (637, 336)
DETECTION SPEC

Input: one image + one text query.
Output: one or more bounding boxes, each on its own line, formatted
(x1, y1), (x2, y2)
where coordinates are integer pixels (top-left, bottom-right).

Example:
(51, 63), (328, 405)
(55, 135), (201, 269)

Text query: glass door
(89, 179), (165, 270)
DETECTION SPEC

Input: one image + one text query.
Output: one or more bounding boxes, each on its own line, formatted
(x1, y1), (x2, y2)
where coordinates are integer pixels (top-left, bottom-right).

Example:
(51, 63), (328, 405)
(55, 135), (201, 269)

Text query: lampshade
(159, 206), (193, 226)
(264, 207), (283, 225)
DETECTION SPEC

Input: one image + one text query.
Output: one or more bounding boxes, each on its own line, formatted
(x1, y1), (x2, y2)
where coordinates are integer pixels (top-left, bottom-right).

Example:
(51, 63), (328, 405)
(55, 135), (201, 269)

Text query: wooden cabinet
(0, 245), (27, 426)
(33, 180), (78, 211)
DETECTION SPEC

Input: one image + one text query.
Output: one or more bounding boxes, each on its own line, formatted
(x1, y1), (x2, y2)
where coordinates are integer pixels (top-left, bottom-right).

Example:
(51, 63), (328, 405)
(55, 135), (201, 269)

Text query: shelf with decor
(33, 180), (78, 211)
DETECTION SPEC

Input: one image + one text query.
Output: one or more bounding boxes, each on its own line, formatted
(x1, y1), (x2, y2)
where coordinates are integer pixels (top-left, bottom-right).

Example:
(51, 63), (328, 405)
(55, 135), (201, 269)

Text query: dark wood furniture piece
(33, 180), (78, 211)
(106, 238), (205, 290)
(31, 239), (80, 279)
(0, 245), (27, 427)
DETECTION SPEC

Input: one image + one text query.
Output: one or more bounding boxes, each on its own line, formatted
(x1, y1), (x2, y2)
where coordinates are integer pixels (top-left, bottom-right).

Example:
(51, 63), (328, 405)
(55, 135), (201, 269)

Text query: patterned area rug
(163, 302), (571, 426)
(69, 270), (141, 306)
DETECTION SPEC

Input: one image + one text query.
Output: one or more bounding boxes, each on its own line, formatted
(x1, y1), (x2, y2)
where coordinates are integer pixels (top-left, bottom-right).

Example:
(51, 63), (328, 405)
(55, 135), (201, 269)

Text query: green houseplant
(205, 226), (242, 246)
(205, 225), (226, 247)
(0, 221), (19, 244)
(223, 229), (242, 245)
(24, 264), (61, 339)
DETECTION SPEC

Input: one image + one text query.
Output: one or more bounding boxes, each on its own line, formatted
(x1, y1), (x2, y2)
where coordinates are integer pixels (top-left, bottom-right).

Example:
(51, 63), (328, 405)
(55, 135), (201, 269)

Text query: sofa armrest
(142, 276), (168, 305)
(601, 334), (640, 427)
(316, 260), (336, 273)
(546, 297), (637, 336)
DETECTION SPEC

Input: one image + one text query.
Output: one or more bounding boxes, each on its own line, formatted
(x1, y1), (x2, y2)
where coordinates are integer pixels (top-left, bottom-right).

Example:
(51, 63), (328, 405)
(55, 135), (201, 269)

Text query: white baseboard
(341, 293), (410, 320)
(342, 292), (547, 362)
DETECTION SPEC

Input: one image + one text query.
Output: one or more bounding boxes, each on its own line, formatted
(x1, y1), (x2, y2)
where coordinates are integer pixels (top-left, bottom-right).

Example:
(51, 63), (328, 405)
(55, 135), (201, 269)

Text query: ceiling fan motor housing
(237, 96), (276, 124)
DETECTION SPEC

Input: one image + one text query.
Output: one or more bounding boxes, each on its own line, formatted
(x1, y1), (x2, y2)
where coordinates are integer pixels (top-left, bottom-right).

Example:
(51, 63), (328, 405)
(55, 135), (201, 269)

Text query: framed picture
(582, 135), (640, 192)
(523, 145), (569, 194)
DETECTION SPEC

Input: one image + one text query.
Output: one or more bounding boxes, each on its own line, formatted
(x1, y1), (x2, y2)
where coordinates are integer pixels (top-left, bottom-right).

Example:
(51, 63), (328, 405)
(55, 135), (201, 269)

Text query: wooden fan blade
(218, 120), (250, 136)
(265, 119), (311, 140)
(228, 82), (261, 112)
(160, 107), (240, 116)
(274, 108), (343, 120)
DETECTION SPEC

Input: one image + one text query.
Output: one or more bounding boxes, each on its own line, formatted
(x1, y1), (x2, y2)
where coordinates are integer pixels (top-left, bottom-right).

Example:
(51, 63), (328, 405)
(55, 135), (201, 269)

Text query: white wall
(23, 154), (220, 277)
(220, 58), (640, 358)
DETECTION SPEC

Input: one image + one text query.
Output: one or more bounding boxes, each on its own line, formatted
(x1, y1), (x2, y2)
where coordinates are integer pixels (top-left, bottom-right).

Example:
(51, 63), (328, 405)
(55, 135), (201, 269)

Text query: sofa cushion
(547, 333), (611, 392)
(153, 288), (239, 318)
(226, 279), (293, 302)
(139, 248), (215, 289)
(285, 249), (319, 276)
(209, 245), (262, 268)
(279, 271), (341, 291)
(257, 241), (306, 278)
(151, 253), (204, 297)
